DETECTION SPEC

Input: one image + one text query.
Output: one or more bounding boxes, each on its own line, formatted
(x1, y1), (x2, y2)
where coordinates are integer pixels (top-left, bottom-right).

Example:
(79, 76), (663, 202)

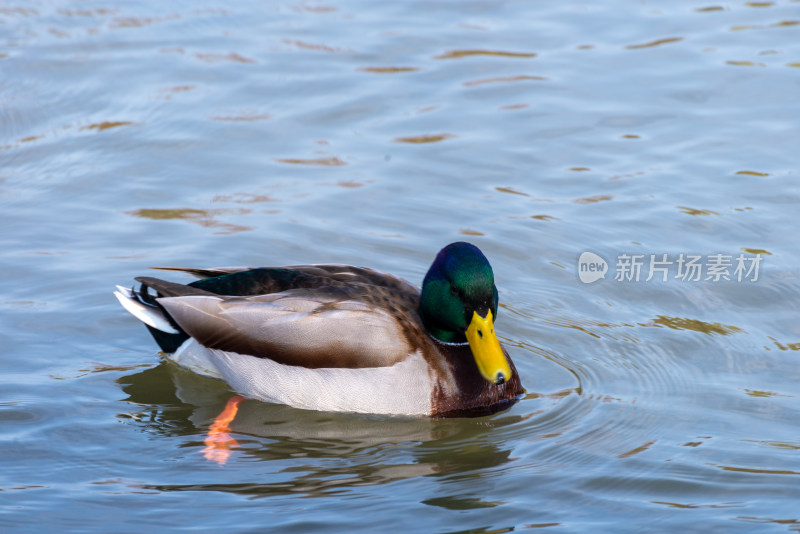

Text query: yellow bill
(465, 310), (512, 385)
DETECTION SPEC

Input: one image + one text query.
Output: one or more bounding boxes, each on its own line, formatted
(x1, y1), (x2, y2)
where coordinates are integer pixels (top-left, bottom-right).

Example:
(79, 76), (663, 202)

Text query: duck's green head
(420, 242), (512, 385)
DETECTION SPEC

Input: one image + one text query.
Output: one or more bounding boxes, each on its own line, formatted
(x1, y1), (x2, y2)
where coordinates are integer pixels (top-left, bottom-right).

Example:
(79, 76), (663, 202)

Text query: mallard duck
(115, 242), (523, 417)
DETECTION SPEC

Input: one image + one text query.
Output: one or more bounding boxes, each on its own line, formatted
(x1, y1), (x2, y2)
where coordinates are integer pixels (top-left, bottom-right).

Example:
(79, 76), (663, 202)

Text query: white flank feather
(168, 340), (433, 416)
(114, 286), (180, 334)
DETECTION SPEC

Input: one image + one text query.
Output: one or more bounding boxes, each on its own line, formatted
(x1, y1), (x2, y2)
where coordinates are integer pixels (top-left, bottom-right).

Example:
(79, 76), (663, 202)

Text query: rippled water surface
(2, 0), (800, 531)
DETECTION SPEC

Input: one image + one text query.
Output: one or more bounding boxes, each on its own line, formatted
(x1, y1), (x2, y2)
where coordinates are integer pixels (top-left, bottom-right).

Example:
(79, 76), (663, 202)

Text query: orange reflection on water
(435, 49), (536, 59)
(574, 194), (612, 204)
(276, 156), (347, 166)
(677, 205), (720, 216)
(358, 67), (420, 74)
(394, 134), (455, 144)
(195, 52), (256, 64)
(626, 37), (683, 50)
(81, 121), (134, 132)
(126, 207), (254, 234)
(617, 439), (657, 459)
(284, 39), (349, 53)
(645, 315), (743, 336)
(203, 395), (244, 465)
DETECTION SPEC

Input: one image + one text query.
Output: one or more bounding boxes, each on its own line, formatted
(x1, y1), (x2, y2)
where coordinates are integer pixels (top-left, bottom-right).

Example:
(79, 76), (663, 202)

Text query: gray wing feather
(158, 292), (413, 369)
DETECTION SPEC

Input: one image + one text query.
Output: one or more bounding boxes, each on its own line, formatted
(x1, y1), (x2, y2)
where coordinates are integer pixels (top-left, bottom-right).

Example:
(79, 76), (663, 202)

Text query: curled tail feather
(114, 284), (189, 353)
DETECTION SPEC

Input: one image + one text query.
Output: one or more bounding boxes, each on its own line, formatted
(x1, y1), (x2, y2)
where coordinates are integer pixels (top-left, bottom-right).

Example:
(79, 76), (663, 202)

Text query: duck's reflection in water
(117, 360), (523, 497)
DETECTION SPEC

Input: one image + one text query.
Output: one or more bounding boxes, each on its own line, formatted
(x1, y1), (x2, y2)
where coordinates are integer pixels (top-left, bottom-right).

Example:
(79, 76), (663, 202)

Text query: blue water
(2, 0), (800, 531)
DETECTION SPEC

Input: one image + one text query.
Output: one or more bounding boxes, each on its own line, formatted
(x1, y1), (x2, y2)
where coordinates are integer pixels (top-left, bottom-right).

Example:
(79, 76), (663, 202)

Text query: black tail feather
(145, 324), (189, 353)
(133, 282), (190, 353)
